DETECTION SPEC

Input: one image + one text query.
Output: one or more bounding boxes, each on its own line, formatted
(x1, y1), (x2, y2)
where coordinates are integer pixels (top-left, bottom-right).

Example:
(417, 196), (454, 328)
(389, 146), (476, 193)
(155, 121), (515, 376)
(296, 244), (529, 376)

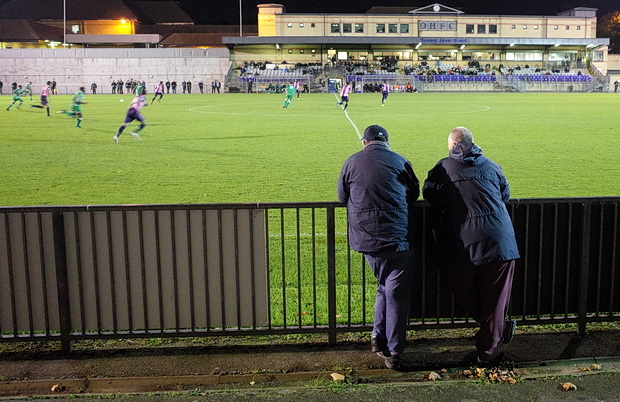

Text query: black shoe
(384, 354), (402, 370)
(501, 319), (517, 344)
(371, 336), (387, 353)
(476, 353), (504, 368)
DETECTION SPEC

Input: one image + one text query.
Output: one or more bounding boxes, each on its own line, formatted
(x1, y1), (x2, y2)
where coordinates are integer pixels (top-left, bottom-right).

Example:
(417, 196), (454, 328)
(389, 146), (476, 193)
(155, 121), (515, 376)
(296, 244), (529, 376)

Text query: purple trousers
(449, 260), (515, 361)
(365, 249), (414, 356)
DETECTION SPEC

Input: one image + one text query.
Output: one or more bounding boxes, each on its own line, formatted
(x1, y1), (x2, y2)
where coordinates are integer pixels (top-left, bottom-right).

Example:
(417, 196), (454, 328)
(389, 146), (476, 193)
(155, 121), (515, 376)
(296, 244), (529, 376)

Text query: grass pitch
(1, 92), (619, 206)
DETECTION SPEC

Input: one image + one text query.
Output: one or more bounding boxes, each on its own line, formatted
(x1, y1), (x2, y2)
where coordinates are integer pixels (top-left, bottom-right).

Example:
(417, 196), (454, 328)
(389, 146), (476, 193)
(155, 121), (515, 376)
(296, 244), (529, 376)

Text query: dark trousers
(449, 260), (515, 361)
(364, 249), (414, 356)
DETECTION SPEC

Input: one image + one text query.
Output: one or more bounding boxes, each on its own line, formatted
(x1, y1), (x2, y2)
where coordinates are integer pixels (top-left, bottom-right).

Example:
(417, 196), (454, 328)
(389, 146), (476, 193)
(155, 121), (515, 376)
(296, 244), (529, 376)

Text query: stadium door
(328, 78), (342, 93)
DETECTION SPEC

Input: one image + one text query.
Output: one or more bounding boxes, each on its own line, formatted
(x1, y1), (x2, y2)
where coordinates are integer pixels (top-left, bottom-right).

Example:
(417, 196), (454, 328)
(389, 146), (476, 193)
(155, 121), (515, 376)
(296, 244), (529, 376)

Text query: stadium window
(299, 23), (304, 28)
(71, 25), (80, 33)
(288, 49), (293, 54)
(511, 25), (516, 29)
(554, 25), (559, 30)
(566, 25), (570, 30)
(343, 23), (352, 33)
(376, 23), (385, 33)
(311, 49), (316, 53)
(523, 25), (527, 29)
(577, 26), (581, 30)
(389, 23), (398, 33)
(466, 24), (474, 34)
(287, 23), (293, 28)
(331, 23), (340, 33)
(534, 25), (539, 30)
(300, 49), (304, 54)
(311, 23), (315, 28)
(489, 24), (497, 34)
(593, 51), (603, 61)
(477, 24), (486, 34)
(400, 24), (409, 33)
(355, 23), (364, 33)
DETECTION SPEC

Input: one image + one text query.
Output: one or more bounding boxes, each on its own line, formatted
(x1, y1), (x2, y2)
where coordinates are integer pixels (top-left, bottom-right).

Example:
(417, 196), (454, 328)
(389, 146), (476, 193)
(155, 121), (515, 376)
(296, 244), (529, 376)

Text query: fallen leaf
(427, 371), (441, 381)
(301, 311), (309, 315)
(249, 381), (256, 386)
(590, 364), (602, 370)
(335, 314), (342, 318)
(560, 382), (577, 391)
(330, 372), (345, 382)
(51, 384), (65, 392)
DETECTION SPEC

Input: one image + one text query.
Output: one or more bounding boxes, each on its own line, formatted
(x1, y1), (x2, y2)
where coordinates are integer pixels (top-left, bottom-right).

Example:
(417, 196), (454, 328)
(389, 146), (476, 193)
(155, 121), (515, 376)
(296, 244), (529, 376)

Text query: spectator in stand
(171, 80), (177, 94)
(166, 80), (171, 94)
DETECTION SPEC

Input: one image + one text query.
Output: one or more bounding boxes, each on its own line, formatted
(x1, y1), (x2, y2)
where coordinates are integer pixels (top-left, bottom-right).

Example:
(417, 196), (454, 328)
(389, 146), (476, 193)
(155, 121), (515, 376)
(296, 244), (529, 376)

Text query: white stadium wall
(0, 48), (231, 94)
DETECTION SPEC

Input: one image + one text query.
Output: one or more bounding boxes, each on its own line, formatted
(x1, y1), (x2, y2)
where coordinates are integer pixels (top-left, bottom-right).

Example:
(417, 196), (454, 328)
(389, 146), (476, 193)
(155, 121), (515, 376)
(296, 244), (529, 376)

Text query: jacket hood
(450, 142), (485, 165)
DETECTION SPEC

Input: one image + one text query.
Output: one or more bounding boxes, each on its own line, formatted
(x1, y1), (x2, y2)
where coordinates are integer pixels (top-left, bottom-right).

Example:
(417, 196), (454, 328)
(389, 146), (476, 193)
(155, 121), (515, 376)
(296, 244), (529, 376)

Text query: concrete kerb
(1, 357), (619, 399)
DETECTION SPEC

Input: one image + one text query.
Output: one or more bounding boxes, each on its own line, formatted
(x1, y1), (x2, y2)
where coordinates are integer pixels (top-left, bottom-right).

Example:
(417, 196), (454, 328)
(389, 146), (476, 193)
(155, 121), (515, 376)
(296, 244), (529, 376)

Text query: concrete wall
(0, 48), (231, 94)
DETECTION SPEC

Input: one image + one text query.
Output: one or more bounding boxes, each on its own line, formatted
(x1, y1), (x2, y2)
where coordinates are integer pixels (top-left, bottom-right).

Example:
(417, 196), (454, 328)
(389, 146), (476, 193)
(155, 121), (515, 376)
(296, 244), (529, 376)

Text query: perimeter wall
(0, 48), (231, 94)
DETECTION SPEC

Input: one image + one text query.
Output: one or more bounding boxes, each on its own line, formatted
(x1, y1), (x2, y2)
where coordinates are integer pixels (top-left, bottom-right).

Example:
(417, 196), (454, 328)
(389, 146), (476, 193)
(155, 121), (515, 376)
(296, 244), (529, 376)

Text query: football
(120, 99), (125, 102)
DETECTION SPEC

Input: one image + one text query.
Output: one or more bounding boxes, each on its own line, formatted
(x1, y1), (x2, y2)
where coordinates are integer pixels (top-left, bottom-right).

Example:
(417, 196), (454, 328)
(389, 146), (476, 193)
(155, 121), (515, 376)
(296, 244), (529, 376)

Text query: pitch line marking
(333, 93), (362, 141)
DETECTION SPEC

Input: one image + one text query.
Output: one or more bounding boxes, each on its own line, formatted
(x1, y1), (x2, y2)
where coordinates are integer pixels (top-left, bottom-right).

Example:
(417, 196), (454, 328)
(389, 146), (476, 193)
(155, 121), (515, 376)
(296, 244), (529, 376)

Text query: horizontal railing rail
(1, 197), (618, 353)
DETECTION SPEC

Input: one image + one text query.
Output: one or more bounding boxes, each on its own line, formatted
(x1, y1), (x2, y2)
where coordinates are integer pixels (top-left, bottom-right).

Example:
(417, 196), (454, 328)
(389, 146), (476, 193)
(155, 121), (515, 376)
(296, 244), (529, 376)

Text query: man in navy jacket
(338, 125), (419, 370)
(423, 126), (520, 365)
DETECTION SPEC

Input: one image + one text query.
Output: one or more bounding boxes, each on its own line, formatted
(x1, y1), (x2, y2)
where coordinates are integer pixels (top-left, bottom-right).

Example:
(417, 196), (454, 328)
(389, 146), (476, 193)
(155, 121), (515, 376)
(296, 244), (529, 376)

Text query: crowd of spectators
(239, 61), (323, 77)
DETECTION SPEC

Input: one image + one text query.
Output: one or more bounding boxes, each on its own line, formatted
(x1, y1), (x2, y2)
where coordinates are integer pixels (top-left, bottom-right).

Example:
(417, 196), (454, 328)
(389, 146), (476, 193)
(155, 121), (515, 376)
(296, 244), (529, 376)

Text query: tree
(597, 11), (620, 54)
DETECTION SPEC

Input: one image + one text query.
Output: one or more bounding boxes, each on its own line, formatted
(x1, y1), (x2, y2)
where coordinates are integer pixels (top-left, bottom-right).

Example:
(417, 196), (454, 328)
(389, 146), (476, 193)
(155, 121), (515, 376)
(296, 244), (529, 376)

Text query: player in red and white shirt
(30, 81), (52, 116)
(294, 80), (301, 99)
(113, 91), (148, 143)
(151, 81), (164, 104)
(337, 82), (352, 111)
(381, 81), (390, 106)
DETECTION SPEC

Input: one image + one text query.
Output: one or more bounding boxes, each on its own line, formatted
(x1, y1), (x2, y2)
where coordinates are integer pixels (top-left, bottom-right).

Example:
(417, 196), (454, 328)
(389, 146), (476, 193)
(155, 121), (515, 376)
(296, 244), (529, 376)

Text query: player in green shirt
(6, 85), (23, 111)
(21, 82), (33, 102)
(282, 81), (295, 108)
(58, 87), (88, 128)
(135, 82), (145, 96)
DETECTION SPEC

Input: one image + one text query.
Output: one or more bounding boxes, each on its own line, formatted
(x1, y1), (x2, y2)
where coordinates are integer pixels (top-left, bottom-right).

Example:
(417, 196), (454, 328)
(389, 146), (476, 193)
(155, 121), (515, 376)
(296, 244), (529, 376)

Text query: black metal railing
(1, 197), (618, 353)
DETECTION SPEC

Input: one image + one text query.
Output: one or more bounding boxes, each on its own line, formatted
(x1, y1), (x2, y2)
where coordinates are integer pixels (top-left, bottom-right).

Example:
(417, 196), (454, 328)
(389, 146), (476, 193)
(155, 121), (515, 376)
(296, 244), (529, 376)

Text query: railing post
(52, 212), (73, 354)
(577, 202), (592, 336)
(326, 206), (337, 345)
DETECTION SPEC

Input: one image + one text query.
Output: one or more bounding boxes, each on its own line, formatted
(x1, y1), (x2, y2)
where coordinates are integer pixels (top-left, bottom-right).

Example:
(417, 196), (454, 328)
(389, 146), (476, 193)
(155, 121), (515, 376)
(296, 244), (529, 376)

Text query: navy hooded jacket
(338, 142), (420, 253)
(422, 142), (520, 266)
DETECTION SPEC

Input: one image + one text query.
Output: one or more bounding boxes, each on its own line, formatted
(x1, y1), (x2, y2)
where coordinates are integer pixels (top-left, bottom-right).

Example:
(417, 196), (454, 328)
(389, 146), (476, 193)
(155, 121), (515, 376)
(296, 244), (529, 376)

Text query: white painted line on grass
(333, 93), (362, 141)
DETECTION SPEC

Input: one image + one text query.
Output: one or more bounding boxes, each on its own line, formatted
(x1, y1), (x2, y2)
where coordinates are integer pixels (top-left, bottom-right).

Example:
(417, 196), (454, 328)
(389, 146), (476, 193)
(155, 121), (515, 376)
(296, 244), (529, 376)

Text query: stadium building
(223, 3), (613, 93)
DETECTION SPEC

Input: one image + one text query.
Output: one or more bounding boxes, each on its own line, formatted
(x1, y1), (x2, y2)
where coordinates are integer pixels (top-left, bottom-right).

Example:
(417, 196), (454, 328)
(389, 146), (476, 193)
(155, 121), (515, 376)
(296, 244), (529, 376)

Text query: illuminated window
(389, 24), (397, 33)
(331, 23), (340, 33)
(400, 24), (409, 33)
(523, 25), (527, 29)
(534, 25), (539, 30)
(376, 24), (385, 33)
(71, 25), (80, 33)
(299, 23), (304, 28)
(287, 23), (292, 28)
(466, 24), (474, 34)
(355, 23), (364, 33)
(554, 25), (559, 30)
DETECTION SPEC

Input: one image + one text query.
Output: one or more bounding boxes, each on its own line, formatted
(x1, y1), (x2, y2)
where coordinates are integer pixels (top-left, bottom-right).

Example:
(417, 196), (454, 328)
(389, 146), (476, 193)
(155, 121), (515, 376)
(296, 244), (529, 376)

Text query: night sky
(180, 0), (619, 25)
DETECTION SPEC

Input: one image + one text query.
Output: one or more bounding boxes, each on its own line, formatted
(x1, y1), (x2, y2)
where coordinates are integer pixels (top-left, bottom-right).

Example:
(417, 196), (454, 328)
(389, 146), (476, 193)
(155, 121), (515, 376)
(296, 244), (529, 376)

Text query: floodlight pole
(239, 0), (242, 37)
(63, 0), (66, 45)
